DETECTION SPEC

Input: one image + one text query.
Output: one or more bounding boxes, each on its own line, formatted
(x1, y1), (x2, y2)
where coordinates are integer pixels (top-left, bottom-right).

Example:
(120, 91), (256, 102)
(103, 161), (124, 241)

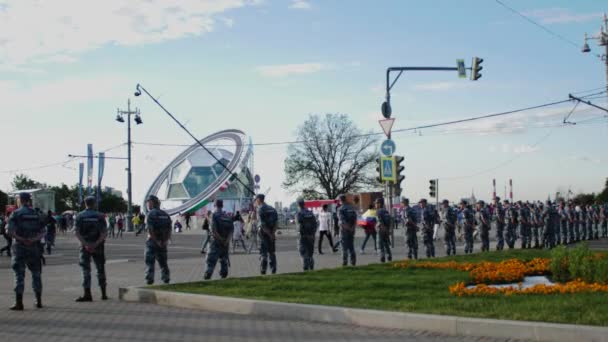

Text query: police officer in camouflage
(504, 200), (517, 249)
(557, 201), (568, 245)
(541, 201), (555, 249)
(517, 202), (531, 249)
(74, 196), (108, 302)
(475, 201), (491, 252)
(375, 198), (392, 263)
(256, 194), (278, 274)
(460, 200), (475, 254)
(440, 199), (457, 256)
(601, 204), (608, 238)
(493, 197), (505, 251)
(7, 192), (45, 310)
(418, 199), (436, 258)
(144, 195), (172, 285)
(337, 194), (357, 266)
(204, 199), (233, 279)
(531, 203), (542, 249)
(295, 198), (317, 271)
(401, 198), (419, 260)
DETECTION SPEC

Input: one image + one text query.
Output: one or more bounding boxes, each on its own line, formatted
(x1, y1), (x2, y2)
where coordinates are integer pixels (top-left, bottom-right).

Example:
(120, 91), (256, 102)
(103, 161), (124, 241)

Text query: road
(0, 230), (528, 342)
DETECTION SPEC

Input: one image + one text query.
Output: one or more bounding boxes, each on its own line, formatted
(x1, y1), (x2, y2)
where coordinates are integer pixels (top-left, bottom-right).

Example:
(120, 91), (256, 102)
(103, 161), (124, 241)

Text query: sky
(0, 0), (607, 208)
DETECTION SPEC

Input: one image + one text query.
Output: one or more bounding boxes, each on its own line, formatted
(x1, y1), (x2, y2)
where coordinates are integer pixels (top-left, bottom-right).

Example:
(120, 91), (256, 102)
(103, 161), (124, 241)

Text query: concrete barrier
(119, 286), (608, 342)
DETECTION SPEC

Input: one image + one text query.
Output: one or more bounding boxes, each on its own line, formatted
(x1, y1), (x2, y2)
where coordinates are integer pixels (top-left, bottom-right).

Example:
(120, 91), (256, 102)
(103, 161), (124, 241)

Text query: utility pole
(581, 13), (608, 97)
(116, 99), (143, 232)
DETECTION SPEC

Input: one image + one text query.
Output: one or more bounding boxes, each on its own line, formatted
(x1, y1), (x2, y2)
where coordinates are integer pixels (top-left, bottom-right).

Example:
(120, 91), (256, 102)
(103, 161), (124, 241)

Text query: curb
(119, 286), (608, 342)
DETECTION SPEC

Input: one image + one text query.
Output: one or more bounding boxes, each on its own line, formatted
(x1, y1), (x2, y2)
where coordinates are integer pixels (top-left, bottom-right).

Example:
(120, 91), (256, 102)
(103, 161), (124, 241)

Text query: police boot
(75, 288), (93, 302)
(35, 292), (43, 308)
(10, 294), (24, 311)
(101, 286), (108, 301)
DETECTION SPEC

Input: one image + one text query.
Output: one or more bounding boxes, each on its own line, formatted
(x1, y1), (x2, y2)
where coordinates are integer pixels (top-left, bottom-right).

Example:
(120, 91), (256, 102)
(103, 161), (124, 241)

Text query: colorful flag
(87, 144), (93, 195)
(78, 163), (84, 206)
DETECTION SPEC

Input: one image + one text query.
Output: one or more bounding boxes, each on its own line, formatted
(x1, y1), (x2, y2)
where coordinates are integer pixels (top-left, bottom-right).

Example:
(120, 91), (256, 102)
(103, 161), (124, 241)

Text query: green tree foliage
(596, 178), (608, 203)
(572, 193), (596, 206)
(284, 114), (379, 199)
(0, 190), (8, 212)
(11, 174), (46, 190)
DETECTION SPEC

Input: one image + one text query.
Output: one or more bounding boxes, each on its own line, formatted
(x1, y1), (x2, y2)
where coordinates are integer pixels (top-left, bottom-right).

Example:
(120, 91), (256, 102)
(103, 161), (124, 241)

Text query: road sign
(380, 139), (396, 157)
(457, 59), (466, 78)
(380, 156), (396, 182)
(379, 118), (395, 138)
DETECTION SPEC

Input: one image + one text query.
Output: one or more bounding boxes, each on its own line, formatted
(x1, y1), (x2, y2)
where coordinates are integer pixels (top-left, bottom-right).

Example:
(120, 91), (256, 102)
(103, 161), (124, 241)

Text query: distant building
(8, 189), (55, 213)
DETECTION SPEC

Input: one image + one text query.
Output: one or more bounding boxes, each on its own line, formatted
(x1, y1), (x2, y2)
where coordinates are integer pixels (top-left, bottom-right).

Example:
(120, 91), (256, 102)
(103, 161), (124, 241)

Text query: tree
(98, 191), (128, 213)
(596, 178), (608, 203)
(572, 193), (596, 206)
(284, 114), (379, 199)
(49, 184), (81, 213)
(0, 189), (8, 212)
(11, 174), (46, 190)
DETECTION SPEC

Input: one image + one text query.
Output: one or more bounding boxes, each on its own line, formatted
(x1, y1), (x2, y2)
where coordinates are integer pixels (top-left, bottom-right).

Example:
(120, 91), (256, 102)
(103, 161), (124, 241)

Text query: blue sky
(0, 0), (606, 206)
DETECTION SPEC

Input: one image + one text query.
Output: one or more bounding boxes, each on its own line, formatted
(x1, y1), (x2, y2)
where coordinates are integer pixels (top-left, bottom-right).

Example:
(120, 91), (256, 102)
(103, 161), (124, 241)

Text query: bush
(550, 246), (570, 283)
(568, 243), (594, 280)
(594, 257), (608, 284)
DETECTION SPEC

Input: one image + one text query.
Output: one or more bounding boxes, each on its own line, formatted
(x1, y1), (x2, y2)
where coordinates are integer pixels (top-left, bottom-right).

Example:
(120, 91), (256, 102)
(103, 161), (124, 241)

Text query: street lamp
(581, 14), (608, 94)
(116, 99), (142, 232)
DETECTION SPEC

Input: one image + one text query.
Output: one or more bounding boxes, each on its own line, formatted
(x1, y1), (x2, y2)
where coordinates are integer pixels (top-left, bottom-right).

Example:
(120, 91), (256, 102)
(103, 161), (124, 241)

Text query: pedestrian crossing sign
(380, 157), (396, 182)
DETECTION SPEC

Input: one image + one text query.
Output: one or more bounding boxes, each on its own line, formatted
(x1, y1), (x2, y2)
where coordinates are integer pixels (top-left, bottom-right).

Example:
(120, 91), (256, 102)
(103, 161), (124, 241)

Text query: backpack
(260, 205), (278, 229)
(298, 210), (317, 236)
(214, 212), (234, 239)
(377, 209), (391, 228)
(342, 206), (358, 226)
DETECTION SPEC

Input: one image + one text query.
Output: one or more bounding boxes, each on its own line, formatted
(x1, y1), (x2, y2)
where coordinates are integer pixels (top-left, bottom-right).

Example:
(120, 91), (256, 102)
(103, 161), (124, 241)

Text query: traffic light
(471, 57), (483, 81)
(429, 179), (437, 198)
(393, 156), (405, 196)
(375, 157), (382, 183)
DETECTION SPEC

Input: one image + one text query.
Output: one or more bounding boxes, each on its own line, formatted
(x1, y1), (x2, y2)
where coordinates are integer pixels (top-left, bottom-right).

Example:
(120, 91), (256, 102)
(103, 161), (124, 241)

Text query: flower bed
(450, 279), (608, 296)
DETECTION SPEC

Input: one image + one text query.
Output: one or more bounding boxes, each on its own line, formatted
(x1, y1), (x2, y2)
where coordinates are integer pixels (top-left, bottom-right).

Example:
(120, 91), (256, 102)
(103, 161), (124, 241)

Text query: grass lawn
(156, 249), (608, 326)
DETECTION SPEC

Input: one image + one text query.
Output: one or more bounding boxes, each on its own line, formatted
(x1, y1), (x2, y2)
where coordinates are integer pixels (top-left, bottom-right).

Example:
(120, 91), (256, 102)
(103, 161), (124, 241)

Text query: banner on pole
(97, 152), (105, 206)
(78, 163), (84, 206)
(87, 144), (93, 195)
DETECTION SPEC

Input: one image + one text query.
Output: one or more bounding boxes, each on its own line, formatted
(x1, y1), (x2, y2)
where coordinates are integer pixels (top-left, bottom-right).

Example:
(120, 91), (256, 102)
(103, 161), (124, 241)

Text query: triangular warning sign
(379, 118), (395, 138)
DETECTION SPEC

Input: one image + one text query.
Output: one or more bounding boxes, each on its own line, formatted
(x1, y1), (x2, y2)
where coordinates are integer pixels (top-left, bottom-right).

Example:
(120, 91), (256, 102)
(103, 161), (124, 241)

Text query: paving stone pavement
(0, 234), (527, 342)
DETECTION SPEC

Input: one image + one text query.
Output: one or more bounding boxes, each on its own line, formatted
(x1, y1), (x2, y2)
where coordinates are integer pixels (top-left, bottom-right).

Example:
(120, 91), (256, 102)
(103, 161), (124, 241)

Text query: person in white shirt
(317, 204), (337, 254)
(232, 211), (247, 253)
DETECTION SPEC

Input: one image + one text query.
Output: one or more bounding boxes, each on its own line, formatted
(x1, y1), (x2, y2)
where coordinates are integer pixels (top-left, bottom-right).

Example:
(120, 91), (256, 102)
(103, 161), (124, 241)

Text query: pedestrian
(246, 210), (259, 254)
(174, 220), (183, 233)
(0, 213), (13, 257)
(460, 200), (475, 254)
(295, 198), (317, 271)
(133, 214), (142, 236)
(232, 211), (247, 253)
(337, 194), (357, 266)
(360, 204), (378, 255)
(59, 214), (67, 234)
(256, 194), (278, 275)
(475, 201), (491, 252)
(504, 200), (517, 249)
(493, 197), (505, 251)
(440, 200), (457, 256)
(45, 210), (56, 255)
(144, 195), (172, 285)
(317, 204), (337, 254)
(7, 192), (45, 310)
(375, 198), (392, 263)
(116, 214), (124, 239)
(108, 214), (116, 239)
(200, 212), (211, 254)
(401, 198), (419, 260)
(418, 199), (436, 258)
(185, 212), (192, 230)
(204, 199), (233, 280)
(74, 196), (108, 302)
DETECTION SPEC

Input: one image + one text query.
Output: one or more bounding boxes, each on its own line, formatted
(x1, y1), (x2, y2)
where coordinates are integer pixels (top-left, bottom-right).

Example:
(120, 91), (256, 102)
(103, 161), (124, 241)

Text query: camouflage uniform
(419, 204), (436, 258)
(204, 209), (233, 279)
(338, 203), (357, 266)
(296, 208), (317, 271)
(475, 203), (491, 252)
(440, 204), (457, 256)
(461, 205), (475, 254)
(8, 206), (44, 299)
(541, 203), (555, 249)
(75, 208), (108, 291)
(504, 203), (518, 249)
(257, 203), (278, 274)
(518, 204), (531, 249)
(493, 202), (505, 251)
(601, 205), (608, 238)
(376, 207), (392, 263)
(402, 204), (418, 260)
(145, 208), (172, 285)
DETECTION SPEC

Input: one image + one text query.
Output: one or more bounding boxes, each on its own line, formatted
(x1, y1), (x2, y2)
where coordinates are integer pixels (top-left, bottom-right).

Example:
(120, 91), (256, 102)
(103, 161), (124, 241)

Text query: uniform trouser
(568, 222), (576, 243)
(205, 242), (229, 277)
(11, 244), (42, 295)
(505, 224), (516, 249)
(495, 224), (505, 250)
(602, 221), (608, 237)
(562, 221), (570, 244)
(464, 228), (474, 253)
(340, 230), (356, 266)
(46, 233), (55, 254)
(542, 224), (554, 248)
(79, 245), (106, 289)
(145, 240), (170, 283)
(422, 228), (435, 258)
(519, 224), (529, 248)
(318, 230), (335, 252)
(443, 228), (456, 255)
(298, 236), (315, 270)
(480, 228), (490, 252)
(405, 230), (418, 259)
(0, 233), (12, 254)
(361, 231), (377, 251)
(378, 233), (391, 261)
(593, 221), (600, 239)
(574, 221), (581, 241)
(259, 234), (277, 273)
(580, 221), (588, 240)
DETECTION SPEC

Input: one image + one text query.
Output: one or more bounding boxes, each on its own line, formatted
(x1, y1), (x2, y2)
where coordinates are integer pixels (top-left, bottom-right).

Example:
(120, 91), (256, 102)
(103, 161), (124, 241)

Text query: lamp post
(116, 99), (143, 232)
(581, 13), (608, 96)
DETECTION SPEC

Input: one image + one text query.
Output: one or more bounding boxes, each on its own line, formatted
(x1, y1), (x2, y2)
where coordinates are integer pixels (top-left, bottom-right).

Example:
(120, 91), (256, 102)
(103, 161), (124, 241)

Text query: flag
(78, 163), (84, 206)
(87, 144), (93, 195)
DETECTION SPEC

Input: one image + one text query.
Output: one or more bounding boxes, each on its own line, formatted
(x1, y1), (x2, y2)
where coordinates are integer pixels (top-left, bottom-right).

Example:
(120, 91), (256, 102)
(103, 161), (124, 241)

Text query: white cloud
(522, 8), (602, 24)
(255, 62), (326, 77)
(220, 17), (235, 28)
(289, 0), (311, 10)
(0, 0), (260, 68)
(412, 81), (471, 91)
(512, 144), (540, 154)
